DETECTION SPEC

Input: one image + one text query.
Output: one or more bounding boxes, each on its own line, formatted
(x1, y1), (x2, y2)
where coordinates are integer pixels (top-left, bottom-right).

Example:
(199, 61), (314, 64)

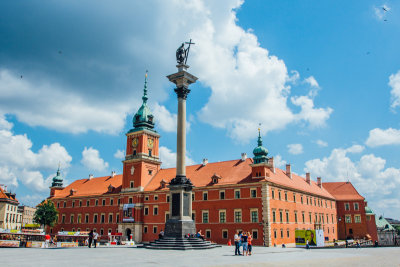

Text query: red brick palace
(48, 74), (376, 246)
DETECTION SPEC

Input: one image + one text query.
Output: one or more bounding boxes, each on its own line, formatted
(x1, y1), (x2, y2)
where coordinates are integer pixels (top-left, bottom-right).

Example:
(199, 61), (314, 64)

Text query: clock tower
(122, 72), (161, 192)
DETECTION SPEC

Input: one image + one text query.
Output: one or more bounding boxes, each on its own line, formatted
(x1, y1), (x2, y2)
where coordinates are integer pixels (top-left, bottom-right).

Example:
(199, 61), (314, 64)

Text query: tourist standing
(247, 232), (252, 256)
(234, 231), (240, 255)
(88, 230), (93, 248)
(241, 232), (248, 256)
(93, 230), (99, 248)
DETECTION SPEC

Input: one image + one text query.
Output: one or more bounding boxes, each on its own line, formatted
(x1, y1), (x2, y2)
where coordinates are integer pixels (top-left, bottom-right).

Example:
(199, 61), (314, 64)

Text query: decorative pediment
(211, 173), (222, 184)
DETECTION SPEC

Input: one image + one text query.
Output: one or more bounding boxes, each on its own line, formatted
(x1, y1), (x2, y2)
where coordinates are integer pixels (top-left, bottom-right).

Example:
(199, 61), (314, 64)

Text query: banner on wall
(295, 230), (325, 247)
(123, 204), (135, 222)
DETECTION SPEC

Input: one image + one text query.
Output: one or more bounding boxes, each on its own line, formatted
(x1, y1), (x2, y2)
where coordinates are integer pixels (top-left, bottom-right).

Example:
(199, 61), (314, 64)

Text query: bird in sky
(382, 6), (388, 12)
(20, 75), (23, 79)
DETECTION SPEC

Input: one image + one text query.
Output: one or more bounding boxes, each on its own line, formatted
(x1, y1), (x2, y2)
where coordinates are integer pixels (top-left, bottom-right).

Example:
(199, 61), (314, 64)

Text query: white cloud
(274, 154), (287, 168)
(190, 1), (332, 142)
(291, 96), (333, 128)
(159, 146), (195, 169)
(315, 139), (328, 147)
(365, 128), (400, 147)
(18, 194), (47, 207)
(81, 147), (109, 172)
(152, 103), (177, 132)
(0, 70), (130, 135)
(0, 1), (332, 142)
(345, 144), (365, 154)
(114, 149), (125, 160)
(389, 70), (400, 111)
(0, 115), (72, 192)
(287, 143), (303, 155)
(305, 145), (400, 217)
(304, 76), (319, 88)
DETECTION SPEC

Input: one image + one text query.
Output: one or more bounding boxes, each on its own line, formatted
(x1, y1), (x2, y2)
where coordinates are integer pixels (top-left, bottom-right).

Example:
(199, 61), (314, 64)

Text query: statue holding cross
(176, 39), (195, 65)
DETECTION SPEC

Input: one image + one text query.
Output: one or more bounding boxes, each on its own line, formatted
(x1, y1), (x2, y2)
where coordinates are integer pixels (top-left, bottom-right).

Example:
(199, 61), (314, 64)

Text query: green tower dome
(132, 71), (155, 131)
(51, 167), (63, 187)
(253, 128), (269, 164)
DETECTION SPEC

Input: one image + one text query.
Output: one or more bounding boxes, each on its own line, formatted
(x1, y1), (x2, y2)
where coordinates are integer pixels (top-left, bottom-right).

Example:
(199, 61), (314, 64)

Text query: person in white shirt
(234, 231), (241, 255)
(93, 231), (99, 248)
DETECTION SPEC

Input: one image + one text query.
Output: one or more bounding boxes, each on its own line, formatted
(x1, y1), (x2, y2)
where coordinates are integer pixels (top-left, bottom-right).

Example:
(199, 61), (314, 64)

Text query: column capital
(174, 86), (191, 100)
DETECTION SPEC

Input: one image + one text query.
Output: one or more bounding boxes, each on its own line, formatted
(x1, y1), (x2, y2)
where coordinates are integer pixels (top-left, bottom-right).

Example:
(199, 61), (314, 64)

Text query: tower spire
(131, 70), (155, 132)
(142, 70), (148, 104)
(257, 124), (262, 147)
(253, 125), (268, 164)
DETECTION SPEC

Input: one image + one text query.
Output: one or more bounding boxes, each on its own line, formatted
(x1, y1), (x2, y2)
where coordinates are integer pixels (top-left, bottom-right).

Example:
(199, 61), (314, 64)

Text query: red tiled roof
(322, 182), (365, 201)
(145, 158), (334, 198)
(0, 187), (19, 203)
(52, 175), (122, 198)
(145, 158), (254, 191)
(264, 168), (334, 199)
(50, 158), (335, 199)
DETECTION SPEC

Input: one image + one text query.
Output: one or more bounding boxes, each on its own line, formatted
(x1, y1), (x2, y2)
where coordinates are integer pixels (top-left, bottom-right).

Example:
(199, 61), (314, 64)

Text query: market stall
(56, 231), (89, 248)
(0, 228), (45, 248)
(106, 232), (122, 246)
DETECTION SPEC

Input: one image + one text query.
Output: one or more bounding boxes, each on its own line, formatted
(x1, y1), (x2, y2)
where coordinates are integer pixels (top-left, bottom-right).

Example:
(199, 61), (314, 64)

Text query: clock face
(132, 138), (138, 148)
(147, 138), (154, 149)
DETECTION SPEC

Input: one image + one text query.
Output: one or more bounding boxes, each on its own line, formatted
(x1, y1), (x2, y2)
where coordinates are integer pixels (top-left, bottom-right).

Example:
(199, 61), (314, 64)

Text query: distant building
(18, 206), (37, 227)
(376, 215), (397, 245)
(0, 185), (22, 230)
(323, 182), (378, 241)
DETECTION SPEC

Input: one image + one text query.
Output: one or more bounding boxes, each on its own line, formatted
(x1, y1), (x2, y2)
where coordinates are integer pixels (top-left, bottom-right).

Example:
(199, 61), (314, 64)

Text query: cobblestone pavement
(0, 245), (399, 267)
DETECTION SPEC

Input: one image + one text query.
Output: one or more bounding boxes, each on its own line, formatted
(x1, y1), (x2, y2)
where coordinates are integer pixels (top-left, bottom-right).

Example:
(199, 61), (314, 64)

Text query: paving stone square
(1, 246), (399, 267)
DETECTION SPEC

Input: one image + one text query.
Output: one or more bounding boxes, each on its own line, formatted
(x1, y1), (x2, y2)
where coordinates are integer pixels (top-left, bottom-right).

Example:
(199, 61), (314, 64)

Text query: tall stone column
(164, 63), (198, 238)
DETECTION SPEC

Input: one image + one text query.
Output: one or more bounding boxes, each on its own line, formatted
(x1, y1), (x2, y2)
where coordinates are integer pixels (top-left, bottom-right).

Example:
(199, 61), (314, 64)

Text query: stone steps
(144, 237), (221, 250)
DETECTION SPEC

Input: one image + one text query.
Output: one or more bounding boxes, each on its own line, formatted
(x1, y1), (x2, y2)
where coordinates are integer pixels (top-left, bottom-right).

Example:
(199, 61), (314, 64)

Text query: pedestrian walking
(88, 230), (93, 248)
(234, 231), (241, 255)
(306, 239), (310, 250)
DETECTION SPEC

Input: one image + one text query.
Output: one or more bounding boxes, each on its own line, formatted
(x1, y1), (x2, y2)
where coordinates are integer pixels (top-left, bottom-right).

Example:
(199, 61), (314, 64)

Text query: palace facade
(48, 75), (374, 246)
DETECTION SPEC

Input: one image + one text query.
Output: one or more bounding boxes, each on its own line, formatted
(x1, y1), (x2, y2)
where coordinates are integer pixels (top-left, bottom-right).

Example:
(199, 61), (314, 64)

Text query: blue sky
(0, 0), (399, 218)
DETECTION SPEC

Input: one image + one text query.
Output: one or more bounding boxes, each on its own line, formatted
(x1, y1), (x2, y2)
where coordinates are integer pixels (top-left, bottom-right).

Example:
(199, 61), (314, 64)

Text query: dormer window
(108, 184), (114, 192)
(160, 179), (167, 189)
(211, 173), (222, 184)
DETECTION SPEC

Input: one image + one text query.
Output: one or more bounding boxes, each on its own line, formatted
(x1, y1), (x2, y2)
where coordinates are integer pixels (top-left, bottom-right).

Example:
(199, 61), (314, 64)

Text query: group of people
(87, 230), (99, 248)
(233, 231), (253, 256)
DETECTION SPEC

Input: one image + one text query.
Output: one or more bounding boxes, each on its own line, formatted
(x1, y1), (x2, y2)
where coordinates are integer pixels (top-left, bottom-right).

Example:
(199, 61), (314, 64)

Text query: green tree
(34, 199), (58, 230)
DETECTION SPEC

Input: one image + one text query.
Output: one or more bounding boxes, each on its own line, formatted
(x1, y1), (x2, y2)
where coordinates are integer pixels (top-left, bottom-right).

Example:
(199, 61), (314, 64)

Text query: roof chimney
(269, 157), (275, 173)
(286, 164), (292, 179)
(89, 174), (94, 180)
(202, 158), (208, 166)
(241, 153), (247, 161)
(111, 171), (116, 177)
(306, 173), (311, 184)
(317, 177), (322, 188)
